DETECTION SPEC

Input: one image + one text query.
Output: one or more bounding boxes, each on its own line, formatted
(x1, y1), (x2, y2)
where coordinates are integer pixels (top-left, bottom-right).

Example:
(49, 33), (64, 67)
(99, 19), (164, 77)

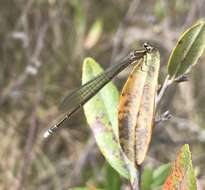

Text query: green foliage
(77, 20), (204, 189)
(141, 164), (171, 190)
(141, 167), (153, 190)
(152, 163), (171, 188)
(154, 0), (166, 20)
(82, 18), (205, 185)
(84, 19), (103, 49)
(82, 57), (119, 136)
(168, 20), (205, 78)
(69, 187), (103, 190)
(70, 0), (86, 33)
(82, 57), (130, 179)
(104, 163), (121, 190)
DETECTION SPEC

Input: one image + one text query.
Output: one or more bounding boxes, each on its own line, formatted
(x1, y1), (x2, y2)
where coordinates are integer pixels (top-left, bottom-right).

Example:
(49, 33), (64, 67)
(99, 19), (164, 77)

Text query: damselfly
(44, 43), (154, 138)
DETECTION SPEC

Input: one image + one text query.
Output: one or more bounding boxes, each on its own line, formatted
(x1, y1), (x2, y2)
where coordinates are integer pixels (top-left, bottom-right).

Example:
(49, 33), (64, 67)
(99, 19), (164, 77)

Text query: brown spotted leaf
(118, 49), (160, 165)
(163, 144), (197, 190)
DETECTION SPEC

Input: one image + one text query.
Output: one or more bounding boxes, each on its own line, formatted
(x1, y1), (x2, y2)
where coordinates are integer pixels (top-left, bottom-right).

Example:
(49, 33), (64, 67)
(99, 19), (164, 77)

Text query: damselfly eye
(143, 43), (153, 52)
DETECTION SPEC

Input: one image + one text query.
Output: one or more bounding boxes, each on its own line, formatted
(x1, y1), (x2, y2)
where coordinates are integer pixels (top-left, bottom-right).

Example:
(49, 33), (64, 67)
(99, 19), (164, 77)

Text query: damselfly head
(143, 42), (154, 53)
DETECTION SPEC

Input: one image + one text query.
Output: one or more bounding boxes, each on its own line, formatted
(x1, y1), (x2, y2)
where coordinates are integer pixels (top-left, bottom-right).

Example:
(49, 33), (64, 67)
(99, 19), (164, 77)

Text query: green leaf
(104, 162), (121, 190)
(168, 20), (205, 78)
(84, 19), (103, 49)
(82, 57), (131, 179)
(154, 0), (166, 20)
(141, 167), (153, 190)
(70, 0), (86, 33)
(141, 164), (171, 190)
(69, 188), (89, 190)
(163, 144), (197, 190)
(69, 188), (103, 190)
(151, 163), (171, 188)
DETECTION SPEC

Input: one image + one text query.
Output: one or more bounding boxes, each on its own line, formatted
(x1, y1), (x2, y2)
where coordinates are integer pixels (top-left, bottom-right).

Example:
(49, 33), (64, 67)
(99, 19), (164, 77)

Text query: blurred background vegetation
(0, 0), (205, 189)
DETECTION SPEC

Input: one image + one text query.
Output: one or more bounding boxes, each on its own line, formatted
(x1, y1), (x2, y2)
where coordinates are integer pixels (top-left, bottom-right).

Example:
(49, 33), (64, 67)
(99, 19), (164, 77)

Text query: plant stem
(156, 75), (173, 107)
(131, 165), (141, 190)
